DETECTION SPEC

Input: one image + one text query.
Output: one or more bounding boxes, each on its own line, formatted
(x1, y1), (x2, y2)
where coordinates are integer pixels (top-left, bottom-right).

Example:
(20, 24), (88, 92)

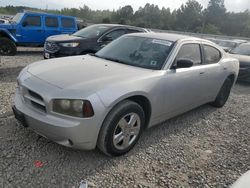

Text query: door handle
(200, 71), (205, 75)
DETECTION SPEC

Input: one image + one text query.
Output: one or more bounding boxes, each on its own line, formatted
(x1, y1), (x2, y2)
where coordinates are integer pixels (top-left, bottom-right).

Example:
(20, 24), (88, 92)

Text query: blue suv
(0, 12), (78, 56)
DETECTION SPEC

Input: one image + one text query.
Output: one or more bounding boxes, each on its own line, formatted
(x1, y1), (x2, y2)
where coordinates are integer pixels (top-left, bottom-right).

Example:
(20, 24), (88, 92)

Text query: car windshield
(11, 13), (24, 23)
(72, 25), (111, 38)
(230, 44), (250, 56)
(96, 36), (174, 70)
(218, 41), (236, 48)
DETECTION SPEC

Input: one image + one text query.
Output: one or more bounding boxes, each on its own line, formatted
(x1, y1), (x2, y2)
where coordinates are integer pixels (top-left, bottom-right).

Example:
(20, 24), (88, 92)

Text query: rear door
(200, 44), (226, 100)
(44, 16), (60, 40)
(20, 14), (45, 44)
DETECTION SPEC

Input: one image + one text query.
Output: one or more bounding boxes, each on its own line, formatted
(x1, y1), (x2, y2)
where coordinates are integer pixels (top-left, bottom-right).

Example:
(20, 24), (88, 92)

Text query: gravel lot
(0, 48), (249, 187)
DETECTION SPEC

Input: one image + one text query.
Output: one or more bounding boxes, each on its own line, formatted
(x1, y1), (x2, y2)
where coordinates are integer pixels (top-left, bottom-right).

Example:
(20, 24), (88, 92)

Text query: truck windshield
(12, 13), (24, 23)
(73, 25), (111, 38)
(96, 36), (174, 70)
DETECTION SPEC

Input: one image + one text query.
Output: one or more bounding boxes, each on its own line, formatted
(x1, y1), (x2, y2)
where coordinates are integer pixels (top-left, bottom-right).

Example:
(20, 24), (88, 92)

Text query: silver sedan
(13, 33), (239, 156)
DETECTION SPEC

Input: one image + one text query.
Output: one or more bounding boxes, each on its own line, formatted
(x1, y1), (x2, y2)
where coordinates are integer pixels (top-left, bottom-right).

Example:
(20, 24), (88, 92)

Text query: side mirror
(22, 21), (28, 27)
(175, 59), (194, 69)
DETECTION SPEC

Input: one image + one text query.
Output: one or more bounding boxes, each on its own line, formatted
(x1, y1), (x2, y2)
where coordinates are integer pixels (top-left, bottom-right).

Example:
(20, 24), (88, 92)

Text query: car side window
(45, 17), (58, 28)
(203, 45), (221, 64)
(176, 44), (202, 65)
(61, 18), (75, 28)
(105, 29), (127, 41)
(23, 16), (41, 27)
(126, 29), (142, 34)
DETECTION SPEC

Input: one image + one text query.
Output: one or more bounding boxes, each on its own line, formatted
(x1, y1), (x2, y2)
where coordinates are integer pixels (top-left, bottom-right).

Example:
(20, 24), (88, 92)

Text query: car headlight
(53, 99), (94, 118)
(60, 42), (79, 47)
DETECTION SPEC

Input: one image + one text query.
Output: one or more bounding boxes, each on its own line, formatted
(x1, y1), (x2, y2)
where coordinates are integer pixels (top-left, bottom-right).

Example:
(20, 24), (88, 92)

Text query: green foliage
(1, 0), (250, 37)
(176, 0), (203, 31)
(198, 24), (221, 35)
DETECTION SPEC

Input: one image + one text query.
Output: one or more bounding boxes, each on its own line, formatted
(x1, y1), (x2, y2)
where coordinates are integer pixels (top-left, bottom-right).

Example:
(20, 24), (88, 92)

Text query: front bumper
(44, 43), (82, 59)
(13, 80), (107, 150)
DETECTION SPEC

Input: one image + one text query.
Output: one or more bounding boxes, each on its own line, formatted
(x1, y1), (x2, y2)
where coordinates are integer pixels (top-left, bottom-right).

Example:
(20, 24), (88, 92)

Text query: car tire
(0, 37), (17, 56)
(210, 77), (233, 108)
(97, 100), (145, 156)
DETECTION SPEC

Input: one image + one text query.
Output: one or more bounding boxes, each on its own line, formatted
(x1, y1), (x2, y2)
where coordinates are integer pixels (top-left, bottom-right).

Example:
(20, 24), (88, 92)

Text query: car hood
(27, 55), (152, 91)
(47, 34), (87, 42)
(229, 54), (250, 67)
(0, 23), (16, 29)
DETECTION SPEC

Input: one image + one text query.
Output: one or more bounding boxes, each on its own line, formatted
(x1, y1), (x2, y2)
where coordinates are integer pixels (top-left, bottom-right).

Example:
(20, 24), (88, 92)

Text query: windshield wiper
(72, 34), (86, 38)
(101, 57), (129, 64)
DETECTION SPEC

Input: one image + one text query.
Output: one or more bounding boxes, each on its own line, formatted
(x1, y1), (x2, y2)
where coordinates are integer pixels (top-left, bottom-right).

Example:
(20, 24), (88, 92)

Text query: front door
(162, 43), (208, 117)
(20, 15), (45, 44)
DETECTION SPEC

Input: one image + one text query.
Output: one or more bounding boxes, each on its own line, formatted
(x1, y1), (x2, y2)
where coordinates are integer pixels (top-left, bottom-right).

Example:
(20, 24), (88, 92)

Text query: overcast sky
(0, 0), (249, 12)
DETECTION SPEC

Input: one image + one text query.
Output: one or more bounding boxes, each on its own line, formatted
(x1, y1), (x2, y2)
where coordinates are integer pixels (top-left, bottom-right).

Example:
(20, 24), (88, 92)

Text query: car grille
(22, 87), (46, 113)
(44, 41), (60, 53)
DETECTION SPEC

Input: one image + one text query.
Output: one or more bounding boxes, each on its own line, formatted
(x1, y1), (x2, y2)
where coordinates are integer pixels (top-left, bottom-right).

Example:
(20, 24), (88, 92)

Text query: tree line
(1, 0), (250, 37)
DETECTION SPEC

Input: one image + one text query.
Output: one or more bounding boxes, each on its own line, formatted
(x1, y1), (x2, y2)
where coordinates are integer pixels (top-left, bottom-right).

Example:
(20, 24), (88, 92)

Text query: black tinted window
(176, 44), (201, 65)
(45, 17), (58, 27)
(126, 29), (142, 34)
(23, 16), (41, 27)
(61, 18), (74, 28)
(204, 45), (221, 64)
(105, 29), (127, 40)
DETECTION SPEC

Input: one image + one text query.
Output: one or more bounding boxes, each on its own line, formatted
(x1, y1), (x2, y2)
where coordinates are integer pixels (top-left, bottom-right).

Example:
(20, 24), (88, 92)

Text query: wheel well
(126, 95), (152, 128)
(228, 74), (235, 83)
(0, 31), (11, 40)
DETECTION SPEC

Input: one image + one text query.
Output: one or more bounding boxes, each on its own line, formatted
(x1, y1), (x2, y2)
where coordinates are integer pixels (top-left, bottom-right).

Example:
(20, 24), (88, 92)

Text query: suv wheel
(97, 100), (145, 156)
(0, 37), (17, 56)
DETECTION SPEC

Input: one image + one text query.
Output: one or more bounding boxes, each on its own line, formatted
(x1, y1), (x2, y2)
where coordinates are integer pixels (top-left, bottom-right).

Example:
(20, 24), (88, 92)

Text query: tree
(111, 5), (133, 24)
(102, 17), (110, 23)
(160, 7), (172, 30)
(204, 0), (226, 29)
(133, 4), (161, 28)
(175, 0), (203, 31)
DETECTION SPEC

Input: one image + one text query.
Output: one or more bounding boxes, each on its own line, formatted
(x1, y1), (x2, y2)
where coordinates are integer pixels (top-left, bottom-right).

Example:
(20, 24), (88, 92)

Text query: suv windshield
(96, 36), (174, 70)
(73, 25), (111, 38)
(230, 43), (250, 56)
(11, 13), (24, 23)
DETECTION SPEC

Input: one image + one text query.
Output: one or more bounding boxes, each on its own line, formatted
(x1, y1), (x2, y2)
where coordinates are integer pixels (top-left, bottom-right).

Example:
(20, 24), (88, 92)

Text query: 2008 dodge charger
(13, 33), (239, 156)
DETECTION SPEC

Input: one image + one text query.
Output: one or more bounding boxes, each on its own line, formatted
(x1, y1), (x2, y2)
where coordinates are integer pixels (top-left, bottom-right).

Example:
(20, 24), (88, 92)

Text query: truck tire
(0, 37), (17, 56)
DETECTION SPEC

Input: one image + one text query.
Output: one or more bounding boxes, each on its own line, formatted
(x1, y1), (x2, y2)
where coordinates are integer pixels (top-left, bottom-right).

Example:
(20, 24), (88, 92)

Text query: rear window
(45, 17), (58, 27)
(61, 18), (75, 28)
(203, 45), (221, 64)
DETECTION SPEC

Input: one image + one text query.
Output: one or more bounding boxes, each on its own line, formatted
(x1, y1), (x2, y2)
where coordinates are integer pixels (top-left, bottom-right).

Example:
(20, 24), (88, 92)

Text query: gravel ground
(0, 49), (249, 187)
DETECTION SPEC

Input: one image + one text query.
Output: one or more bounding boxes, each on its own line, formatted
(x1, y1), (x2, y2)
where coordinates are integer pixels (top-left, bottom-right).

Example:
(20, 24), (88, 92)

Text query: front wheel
(0, 37), (17, 56)
(210, 78), (233, 108)
(97, 100), (145, 156)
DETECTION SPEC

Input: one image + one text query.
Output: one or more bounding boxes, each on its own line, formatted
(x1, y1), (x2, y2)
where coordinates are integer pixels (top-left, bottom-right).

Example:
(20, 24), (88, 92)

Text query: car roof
(23, 12), (75, 19)
(93, 24), (147, 31)
(126, 32), (203, 42)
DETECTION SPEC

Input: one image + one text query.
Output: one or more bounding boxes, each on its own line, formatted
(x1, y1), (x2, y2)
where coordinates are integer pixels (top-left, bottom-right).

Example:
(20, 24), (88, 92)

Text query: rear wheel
(0, 37), (17, 56)
(210, 78), (233, 108)
(97, 100), (145, 156)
